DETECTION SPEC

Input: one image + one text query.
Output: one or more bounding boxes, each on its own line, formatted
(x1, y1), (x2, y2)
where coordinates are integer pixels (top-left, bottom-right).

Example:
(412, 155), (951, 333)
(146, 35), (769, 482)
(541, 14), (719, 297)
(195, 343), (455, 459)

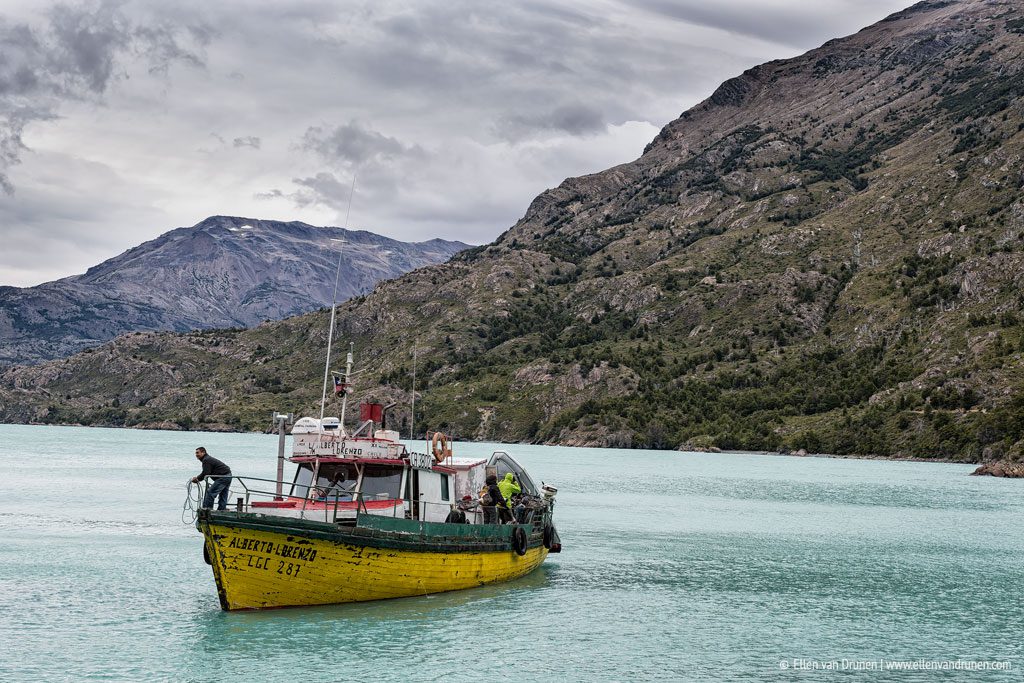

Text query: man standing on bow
(191, 447), (232, 510)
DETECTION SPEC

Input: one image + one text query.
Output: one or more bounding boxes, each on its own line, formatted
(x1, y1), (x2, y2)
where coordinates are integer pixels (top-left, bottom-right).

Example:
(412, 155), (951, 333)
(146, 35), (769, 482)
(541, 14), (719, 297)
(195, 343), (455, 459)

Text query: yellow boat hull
(198, 512), (550, 610)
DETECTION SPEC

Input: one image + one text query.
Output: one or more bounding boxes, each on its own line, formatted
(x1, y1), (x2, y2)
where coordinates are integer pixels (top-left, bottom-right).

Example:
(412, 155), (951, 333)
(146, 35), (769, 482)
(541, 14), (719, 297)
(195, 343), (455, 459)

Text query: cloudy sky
(0, 0), (912, 287)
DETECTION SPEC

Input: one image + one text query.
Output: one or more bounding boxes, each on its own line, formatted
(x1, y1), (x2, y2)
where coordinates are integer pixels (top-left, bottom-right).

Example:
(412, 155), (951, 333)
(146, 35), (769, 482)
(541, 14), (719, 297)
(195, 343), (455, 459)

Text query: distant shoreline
(712, 448), (968, 466)
(1, 420), (982, 466)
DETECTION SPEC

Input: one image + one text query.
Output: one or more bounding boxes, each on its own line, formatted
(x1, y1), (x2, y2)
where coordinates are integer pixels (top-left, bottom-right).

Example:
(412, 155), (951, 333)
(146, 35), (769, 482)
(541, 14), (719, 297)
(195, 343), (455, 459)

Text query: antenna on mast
(319, 174), (357, 426)
(339, 342), (354, 433)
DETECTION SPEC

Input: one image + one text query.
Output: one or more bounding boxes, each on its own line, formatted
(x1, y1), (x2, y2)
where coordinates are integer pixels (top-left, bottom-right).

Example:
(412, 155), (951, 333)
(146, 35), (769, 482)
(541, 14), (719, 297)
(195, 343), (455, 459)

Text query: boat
(192, 347), (561, 611)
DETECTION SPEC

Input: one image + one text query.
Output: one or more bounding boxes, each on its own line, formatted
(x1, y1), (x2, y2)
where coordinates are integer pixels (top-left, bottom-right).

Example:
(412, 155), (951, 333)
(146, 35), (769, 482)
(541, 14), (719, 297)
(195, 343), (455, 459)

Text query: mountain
(0, 216), (467, 365)
(3, 0), (1024, 463)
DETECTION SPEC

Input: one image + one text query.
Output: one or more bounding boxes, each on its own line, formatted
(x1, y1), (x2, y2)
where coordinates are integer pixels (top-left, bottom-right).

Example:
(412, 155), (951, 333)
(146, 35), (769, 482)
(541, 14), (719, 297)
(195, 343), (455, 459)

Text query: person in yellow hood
(497, 472), (521, 512)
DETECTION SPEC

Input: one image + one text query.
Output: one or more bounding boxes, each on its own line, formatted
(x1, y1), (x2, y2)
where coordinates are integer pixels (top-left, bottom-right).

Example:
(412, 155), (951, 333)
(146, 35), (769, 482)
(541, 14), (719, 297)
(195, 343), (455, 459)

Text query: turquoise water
(1, 423), (1022, 681)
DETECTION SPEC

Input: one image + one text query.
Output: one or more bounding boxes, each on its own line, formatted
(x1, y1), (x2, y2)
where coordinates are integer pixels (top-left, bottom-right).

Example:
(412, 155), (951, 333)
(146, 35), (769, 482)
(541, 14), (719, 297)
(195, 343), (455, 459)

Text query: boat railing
(197, 475), (549, 527)
(196, 475), (364, 523)
(365, 496), (547, 527)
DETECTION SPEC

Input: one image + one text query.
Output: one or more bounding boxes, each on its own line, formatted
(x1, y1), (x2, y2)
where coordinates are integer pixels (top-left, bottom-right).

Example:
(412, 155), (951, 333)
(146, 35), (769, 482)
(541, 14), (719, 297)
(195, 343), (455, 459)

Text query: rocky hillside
(0, 216), (466, 365)
(3, 0), (1024, 463)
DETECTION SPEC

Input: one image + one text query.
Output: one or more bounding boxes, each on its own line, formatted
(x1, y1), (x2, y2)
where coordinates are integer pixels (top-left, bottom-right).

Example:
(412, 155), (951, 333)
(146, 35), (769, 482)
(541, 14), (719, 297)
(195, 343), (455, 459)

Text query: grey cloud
(319, 2), (698, 141)
(0, 22), (46, 96)
(253, 188), (285, 201)
(293, 172), (352, 207)
(232, 135), (260, 149)
(135, 23), (207, 76)
(0, 1), (209, 193)
(0, 122), (25, 194)
(301, 121), (427, 166)
(0, 148), (168, 286)
(280, 121), (429, 215)
(46, 1), (131, 93)
(280, 121), (436, 215)
(0, 106), (57, 194)
(626, 0), (910, 49)
(185, 22), (217, 48)
(360, 4), (604, 95)
(497, 103), (608, 141)
(255, 172), (353, 210)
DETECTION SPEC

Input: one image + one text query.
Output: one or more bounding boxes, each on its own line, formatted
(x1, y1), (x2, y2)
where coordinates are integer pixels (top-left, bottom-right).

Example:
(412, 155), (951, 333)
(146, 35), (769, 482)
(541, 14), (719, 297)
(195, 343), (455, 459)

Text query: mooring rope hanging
(182, 479), (201, 524)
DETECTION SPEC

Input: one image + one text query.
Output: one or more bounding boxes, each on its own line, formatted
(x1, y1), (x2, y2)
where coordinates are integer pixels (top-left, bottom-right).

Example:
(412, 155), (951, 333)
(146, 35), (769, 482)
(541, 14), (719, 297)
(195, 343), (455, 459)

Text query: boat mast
(410, 344), (417, 439)
(318, 175), (357, 426)
(319, 238), (345, 424)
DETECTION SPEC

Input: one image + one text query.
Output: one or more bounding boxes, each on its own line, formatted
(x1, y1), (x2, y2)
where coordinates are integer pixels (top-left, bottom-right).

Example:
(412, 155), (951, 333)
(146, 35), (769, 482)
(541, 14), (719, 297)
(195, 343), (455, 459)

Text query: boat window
(290, 464), (315, 498)
(488, 452), (538, 495)
(360, 465), (403, 501)
(440, 473), (450, 502)
(291, 463), (361, 499)
(311, 463), (359, 501)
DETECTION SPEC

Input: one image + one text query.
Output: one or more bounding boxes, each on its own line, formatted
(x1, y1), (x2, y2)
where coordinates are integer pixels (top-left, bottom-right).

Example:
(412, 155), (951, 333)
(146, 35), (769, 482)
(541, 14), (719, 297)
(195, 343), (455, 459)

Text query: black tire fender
(512, 526), (528, 556)
(543, 525), (554, 550)
(203, 543), (212, 565)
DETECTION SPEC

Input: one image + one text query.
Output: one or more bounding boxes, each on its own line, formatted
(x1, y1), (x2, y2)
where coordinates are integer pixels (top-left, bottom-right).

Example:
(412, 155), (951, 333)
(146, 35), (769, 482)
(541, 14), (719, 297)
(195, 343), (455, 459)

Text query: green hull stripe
(199, 510), (547, 553)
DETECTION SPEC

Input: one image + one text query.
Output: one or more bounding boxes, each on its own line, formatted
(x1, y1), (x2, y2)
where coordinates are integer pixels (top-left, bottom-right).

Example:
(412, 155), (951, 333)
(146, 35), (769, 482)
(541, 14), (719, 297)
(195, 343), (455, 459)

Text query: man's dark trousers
(203, 477), (232, 510)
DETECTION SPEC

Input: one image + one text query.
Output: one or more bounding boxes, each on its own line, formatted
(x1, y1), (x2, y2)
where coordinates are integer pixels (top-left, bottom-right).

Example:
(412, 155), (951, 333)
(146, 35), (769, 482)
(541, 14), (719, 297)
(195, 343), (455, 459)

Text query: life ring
(543, 525), (554, 550)
(512, 526), (528, 556)
(431, 432), (451, 463)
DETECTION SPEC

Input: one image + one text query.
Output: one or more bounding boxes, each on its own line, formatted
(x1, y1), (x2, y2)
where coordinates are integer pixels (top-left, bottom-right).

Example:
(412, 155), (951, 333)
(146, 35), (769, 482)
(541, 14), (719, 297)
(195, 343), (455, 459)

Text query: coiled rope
(182, 479), (202, 524)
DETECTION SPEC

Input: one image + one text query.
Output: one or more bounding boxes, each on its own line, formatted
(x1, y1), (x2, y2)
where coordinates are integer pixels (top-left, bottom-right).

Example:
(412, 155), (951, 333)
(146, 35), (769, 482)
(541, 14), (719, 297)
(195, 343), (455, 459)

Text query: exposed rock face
(3, 1), (1024, 463)
(971, 461), (1024, 478)
(0, 216), (466, 365)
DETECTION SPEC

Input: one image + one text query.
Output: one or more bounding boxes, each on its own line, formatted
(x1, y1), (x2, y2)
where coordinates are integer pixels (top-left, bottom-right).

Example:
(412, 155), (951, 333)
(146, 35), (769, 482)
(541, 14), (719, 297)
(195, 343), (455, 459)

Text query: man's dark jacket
(197, 455), (231, 481)
(486, 482), (505, 508)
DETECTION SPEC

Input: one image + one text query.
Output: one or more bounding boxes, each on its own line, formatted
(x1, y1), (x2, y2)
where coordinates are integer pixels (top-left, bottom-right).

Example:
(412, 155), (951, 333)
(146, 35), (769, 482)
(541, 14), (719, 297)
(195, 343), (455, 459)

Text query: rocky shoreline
(10, 419), (1022, 477)
(969, 461), (1024, 478)
(675, 445), (1024, 477)
(682, 443), (975, 464)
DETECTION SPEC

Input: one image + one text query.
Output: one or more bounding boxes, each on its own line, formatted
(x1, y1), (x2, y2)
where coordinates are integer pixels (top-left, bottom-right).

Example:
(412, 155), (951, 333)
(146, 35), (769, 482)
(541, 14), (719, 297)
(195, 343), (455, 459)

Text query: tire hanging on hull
(512, 526), (528, 556)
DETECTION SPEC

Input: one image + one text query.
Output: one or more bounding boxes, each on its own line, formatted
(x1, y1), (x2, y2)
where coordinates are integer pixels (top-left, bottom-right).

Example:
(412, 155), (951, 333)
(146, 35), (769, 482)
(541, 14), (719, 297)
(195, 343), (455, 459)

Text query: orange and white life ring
(431, 432), (452, 463)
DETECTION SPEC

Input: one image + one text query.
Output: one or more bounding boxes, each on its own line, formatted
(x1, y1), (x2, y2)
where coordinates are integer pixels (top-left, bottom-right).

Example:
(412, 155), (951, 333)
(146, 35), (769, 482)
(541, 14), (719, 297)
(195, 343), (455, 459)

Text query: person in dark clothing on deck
(191, 447), (232, 510)
(482, 474), (511, 524)
(445, 495), (473, 524)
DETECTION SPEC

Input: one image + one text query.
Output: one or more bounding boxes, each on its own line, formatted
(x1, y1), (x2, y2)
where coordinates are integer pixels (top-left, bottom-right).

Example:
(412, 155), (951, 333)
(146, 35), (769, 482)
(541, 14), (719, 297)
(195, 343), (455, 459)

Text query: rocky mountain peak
(0, 216), (468, 365)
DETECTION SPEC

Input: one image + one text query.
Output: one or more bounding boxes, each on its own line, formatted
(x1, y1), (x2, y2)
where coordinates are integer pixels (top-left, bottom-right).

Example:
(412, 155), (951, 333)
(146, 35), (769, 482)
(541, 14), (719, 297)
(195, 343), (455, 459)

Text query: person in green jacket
(497, 472), (521, 514)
